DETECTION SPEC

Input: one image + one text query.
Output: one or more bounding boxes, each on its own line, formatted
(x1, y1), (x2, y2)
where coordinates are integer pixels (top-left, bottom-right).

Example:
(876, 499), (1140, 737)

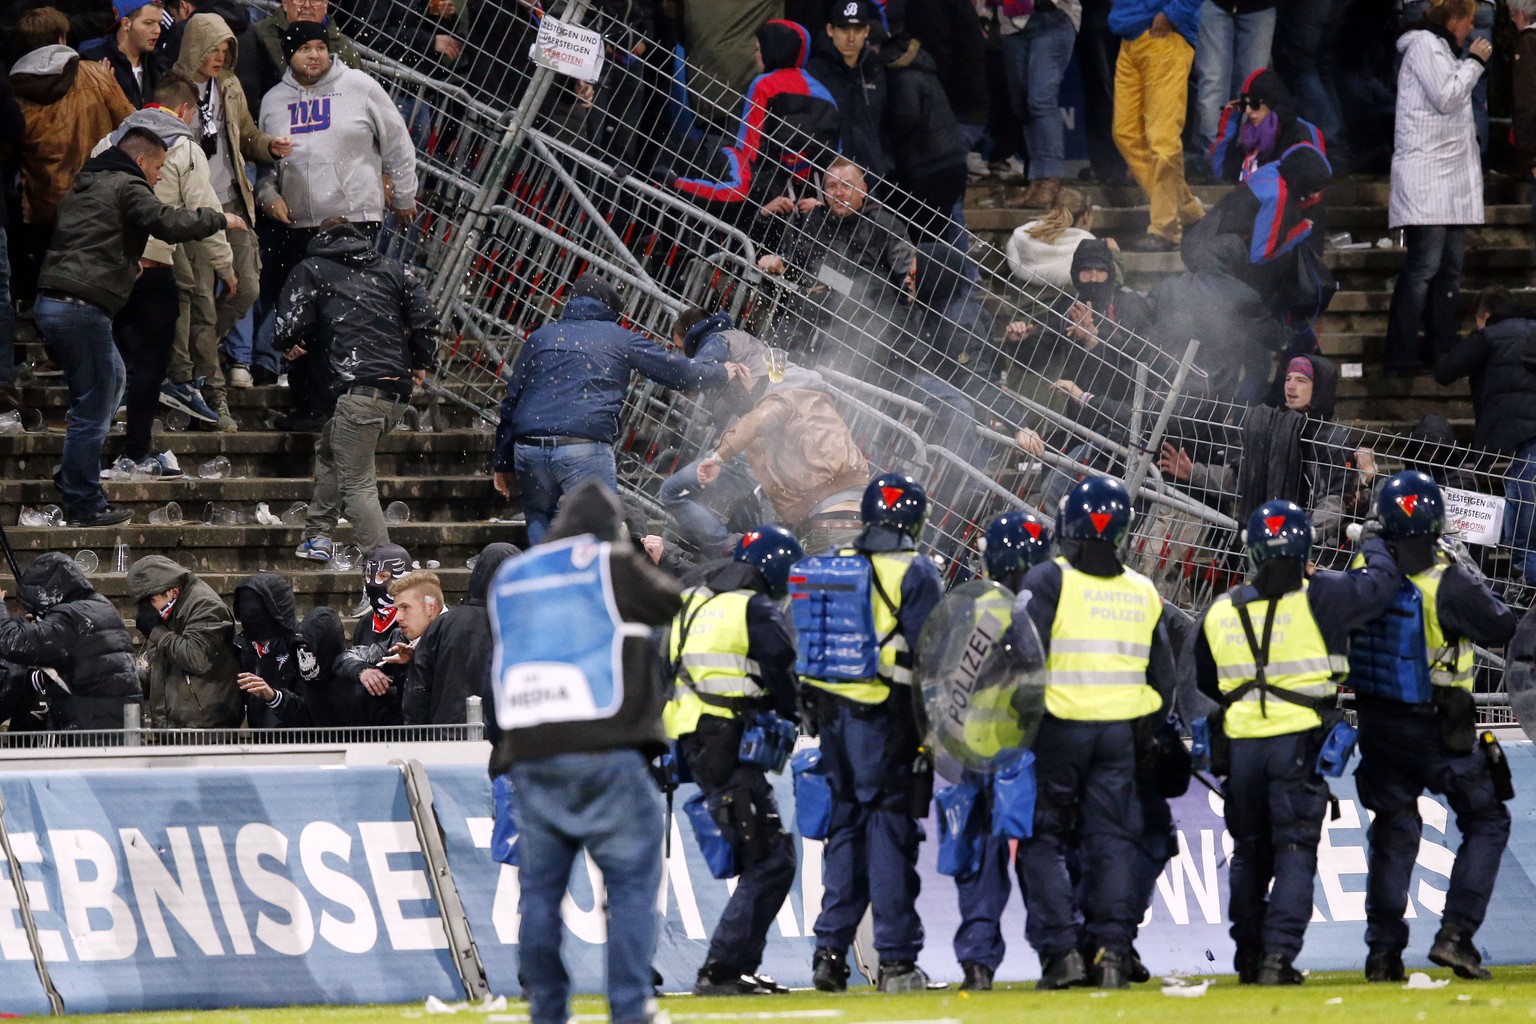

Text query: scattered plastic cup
(281, 502), (309, 527)
(201, 503), (241, 526)
(113, 542), (131, 574)
(197, 456), (232, 480)
(465, 554), (479, 570)
(109, 456), (138, 480)
(0, 410), (23, 434)
(18, 505), (63, 527)
(148, 502), (184, 526)
(164, 409), (190, 432)
(74, 549), (100, 574)
(332, 544), (361, 572)
(765, 346), (788, 384)
(384, 501), (411, 524)
(135, 457), (164, 481)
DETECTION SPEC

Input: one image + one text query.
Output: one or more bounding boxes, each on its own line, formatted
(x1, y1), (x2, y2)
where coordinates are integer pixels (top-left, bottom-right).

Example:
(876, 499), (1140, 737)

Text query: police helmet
(1376, 470), (1445, 540)
(981, 510), (1052, 581)
(1056, 475), (1134, 545)
(735, 524), (805, 600)
(861, 472), (928, 540)
(1243, 500), (1314, 567)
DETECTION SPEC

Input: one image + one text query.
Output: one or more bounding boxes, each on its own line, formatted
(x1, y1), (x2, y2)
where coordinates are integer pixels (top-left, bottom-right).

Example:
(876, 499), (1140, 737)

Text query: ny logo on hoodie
(287, 98), (332, 135)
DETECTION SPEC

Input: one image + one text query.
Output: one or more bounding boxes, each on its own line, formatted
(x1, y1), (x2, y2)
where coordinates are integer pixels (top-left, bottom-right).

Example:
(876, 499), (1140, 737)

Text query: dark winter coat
(79, 33), (158, 108)
(126, 555), (242, 728)
(1434, 304), (1536, 453)
(1208, 68), (1325, 183)
(903, 0), (987, 122)
(402, 542), (519, 726)
(326, 611), (409, 727)
(808, 34), (890, 180)
(492, 296), (729, 465)
(0, 66), (22, 230)
(0, 552), (139, 704)
(233, 573), (343, 729)
(880, 37), (967, 186)
(273, 227), (439, 404)
(36, 145), (227, 315)
(488, 481), (683, 765)
(1514, 26), (1536, 173)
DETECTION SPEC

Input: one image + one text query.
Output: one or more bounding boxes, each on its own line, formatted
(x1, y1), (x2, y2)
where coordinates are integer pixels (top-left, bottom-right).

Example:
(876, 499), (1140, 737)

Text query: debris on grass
(1160, 980), (1210, 998)
(1404, 973), (1450, 990)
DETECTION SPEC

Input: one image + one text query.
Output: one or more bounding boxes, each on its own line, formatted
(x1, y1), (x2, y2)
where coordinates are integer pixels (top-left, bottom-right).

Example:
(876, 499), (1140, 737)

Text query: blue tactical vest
(1347, 577), (1433, 704)
(790, 552), (882, 681)
(488, 535), (645, 729)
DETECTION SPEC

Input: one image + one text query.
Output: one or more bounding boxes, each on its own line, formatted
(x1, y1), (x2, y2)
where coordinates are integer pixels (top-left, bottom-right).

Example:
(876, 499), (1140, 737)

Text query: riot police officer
(1012, 475), (1177, 989)
(1192, 500), (1399, 985)
(794, 472), (944, 993)
(666, 525), (804, 996)
(950, 510), (1053, 991)
(1350, 472), (1516, 982)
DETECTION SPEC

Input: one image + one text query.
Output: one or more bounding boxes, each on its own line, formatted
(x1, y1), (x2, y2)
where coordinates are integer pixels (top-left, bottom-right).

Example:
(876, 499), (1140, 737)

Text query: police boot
(1364, 949), (1405, 983)
(1234, 948), (1262, 984)
(745, 973), (789, 994)
(693, 960), (773, 996)
(1127, 945), (1152, 984)
(1093, 949), (1131, 989)
(812, 949), (850, 993)
(1256, 953), (1305, 986)
(877, 961), (931, 993)
(1036, 949), (1087, 990)
(1429, 927), (1492, 980)
(959, 961), (994, 991)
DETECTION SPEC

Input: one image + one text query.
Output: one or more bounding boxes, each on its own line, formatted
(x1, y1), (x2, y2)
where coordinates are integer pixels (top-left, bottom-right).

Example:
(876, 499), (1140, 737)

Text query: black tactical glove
(135, 601), (164, 638)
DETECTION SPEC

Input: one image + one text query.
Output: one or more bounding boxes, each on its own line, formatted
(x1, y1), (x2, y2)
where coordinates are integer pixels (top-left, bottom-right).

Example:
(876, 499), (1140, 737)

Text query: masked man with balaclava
(231, 571), (345, 728)
(325, 543), (411, 725)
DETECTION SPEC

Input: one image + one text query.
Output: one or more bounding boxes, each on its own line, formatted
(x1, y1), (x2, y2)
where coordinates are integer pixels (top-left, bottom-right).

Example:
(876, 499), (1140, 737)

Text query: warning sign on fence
(531, 16), (605, 83)
(1443, 486), (1506, 546)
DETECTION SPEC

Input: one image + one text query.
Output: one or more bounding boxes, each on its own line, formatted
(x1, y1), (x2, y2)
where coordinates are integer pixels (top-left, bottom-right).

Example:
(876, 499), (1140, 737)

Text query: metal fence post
(122, 702), (142, 748)
(1122, 339), (1202, 502)
(465, 696), (484, 742)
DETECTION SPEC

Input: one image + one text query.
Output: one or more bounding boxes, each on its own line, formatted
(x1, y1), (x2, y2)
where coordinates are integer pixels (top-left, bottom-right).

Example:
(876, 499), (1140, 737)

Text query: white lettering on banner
(529, 16), (605, 83)
(464, 818), (521, 944)
(1414, 796), (1455, 915)
(357, 822), (449, 951)
(299, 822), (378, 954)
(0, 833), (65, 961)
(660, 816), (706, 940)
(121, 827), (224, 957)
(198, 826), (255, 955)
(1315, 799), (1367, 922)
(1151, 830), (1222, 926)
(237, 823), (315, 956)
(53, 829), (137, 962)
(1443, 487), (1506, 546)
(563, 853), (608, 945)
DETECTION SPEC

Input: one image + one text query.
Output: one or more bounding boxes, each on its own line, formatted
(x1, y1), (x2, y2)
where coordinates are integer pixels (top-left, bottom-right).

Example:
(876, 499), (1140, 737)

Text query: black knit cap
(283, 21), (329, 62)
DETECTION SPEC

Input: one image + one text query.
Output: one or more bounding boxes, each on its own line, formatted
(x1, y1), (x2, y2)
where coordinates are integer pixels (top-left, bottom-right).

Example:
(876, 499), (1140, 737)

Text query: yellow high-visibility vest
(663, 587), (759, 739)
(1043, 557), (1162, 721)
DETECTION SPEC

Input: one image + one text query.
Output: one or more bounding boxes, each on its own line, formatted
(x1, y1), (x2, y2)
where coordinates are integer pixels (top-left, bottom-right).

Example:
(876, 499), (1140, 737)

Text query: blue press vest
(488, 535), (645, 729)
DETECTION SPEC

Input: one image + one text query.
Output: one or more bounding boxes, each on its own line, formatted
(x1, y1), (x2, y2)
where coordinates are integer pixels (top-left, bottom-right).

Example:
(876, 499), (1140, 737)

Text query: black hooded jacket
(323, 543), (414, 727)
(881, 37), (966, 187)
(234, 573), (344, 729)
(0, 552), (139, 704)
(79, 33), (158, 109)
(488, 481), (683, 766)
(1434, 303), (1536, 453)
(808, 34), (890, 179)
(273, 227), (439, 406)
(402, 542), (520, 726)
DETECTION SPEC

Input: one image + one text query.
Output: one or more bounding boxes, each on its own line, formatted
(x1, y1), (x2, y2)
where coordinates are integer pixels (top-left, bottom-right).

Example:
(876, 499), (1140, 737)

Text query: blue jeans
(0, 227), (14, 386)
(510, 750), (663, 1024)
(1385, 225), (1466, 370)
(35, 295), (125, 516)
(1504, 441), (1536, 585)
(514, 440), (618, 544)
(1002, 10), (1078, 180)
(658, 455), (758, 555)
(1402, 0), (1492, 156)
(1194, 2), (1276, 151)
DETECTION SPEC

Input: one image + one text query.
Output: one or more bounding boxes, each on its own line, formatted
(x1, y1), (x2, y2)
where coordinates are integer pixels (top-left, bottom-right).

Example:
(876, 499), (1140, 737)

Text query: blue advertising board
(0, 766), (464, 1013)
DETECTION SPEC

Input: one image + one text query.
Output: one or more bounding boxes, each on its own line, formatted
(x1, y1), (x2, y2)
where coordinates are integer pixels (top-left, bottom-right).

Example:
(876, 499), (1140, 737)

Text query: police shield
(917, 579), (1047, 782)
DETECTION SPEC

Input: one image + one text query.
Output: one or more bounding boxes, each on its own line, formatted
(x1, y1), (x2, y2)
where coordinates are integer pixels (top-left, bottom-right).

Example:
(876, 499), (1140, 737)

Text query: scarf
(197, 80), (220, 156)
(1239, 110), (1281, 167)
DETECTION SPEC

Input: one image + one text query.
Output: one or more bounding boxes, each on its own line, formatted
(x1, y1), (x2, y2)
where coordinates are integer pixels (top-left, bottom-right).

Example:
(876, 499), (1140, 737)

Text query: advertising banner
(0, 766), (464, 1013)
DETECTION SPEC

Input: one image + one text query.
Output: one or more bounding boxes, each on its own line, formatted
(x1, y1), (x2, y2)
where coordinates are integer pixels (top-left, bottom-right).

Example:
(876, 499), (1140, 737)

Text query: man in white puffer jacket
(1384, 0), (1491, 375)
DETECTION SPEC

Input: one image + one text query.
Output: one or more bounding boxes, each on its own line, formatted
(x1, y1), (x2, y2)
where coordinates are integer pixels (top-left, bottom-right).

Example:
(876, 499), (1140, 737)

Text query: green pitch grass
(17, 966), (1536, 1024)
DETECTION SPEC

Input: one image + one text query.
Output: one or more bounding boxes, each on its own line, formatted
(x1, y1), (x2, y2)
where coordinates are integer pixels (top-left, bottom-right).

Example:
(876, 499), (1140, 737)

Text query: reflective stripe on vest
(805, 550), (916, 704)
(1043, 557), (1162, 721)
(1415, 564), (1474, 692)
(1204, 583), (1335, 739)
(664, 587), (759, 738)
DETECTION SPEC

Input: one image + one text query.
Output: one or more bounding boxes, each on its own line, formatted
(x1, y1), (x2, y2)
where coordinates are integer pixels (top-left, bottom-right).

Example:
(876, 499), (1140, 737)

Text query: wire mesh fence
(226, 0), (1531, 722)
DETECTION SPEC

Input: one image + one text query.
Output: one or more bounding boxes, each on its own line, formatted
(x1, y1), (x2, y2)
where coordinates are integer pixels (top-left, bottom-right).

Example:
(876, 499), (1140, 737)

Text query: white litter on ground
(1404, 972), (1450, 990)
(1161, 980), (1211, 997)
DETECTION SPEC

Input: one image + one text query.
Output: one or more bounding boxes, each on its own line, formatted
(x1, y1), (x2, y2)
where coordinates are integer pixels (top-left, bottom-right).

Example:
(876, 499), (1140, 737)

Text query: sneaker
(743, 973), (788, 994)
(1037, 948), (1087, 990)
(67, 504), (133, 528)
(214, 403), (238, 433)
(811, 949), (849, 993)
(229, 364), (253, 389)
(155, 450), (184, 478)
(160, 380), (219, 424)
(965, 151), (990, 180)
(295, 537), (333, 562)
(1365, 949), (1405, 983)
(876, 961), (930, 993)
(1429, 927), (1491, 980)
(991, 155), (1026, 181)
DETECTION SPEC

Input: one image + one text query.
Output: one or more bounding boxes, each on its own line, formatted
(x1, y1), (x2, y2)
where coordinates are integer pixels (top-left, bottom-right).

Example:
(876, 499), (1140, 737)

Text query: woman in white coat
(1005, 186), (1099, 292)
(1385, 0), (1492, 374)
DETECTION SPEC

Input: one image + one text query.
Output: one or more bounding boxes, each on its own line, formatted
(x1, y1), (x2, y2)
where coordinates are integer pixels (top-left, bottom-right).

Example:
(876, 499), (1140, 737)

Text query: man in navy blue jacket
(492, 273), (742, 543)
